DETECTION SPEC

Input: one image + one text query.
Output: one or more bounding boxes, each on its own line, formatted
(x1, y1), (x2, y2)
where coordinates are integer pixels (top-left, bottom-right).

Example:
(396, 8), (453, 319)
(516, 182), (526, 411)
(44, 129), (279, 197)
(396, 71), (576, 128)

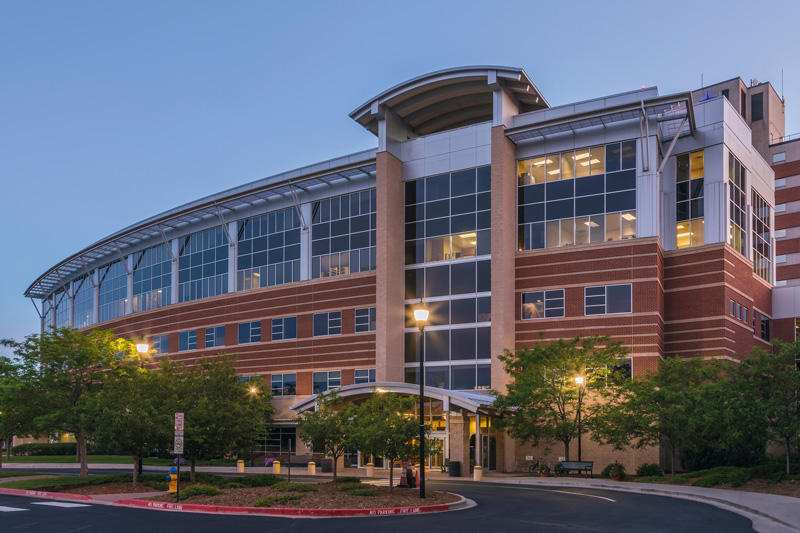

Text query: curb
(0, 487), (93, 501)
(112, 494), (469, 518)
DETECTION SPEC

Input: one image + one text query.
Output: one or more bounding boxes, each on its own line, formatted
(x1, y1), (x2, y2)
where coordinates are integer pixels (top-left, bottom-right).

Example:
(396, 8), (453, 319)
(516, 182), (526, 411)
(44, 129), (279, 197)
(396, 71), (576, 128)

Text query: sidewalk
(4, 463), (798, 532)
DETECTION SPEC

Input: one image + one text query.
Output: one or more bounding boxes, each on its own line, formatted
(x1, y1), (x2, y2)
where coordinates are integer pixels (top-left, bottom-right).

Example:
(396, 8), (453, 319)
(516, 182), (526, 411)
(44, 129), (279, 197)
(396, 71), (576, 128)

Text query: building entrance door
(481, 435), (496, 471)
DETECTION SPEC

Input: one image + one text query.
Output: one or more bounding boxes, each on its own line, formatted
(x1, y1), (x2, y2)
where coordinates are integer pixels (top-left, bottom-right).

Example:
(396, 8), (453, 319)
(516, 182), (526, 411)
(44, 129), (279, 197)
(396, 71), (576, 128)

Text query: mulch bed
(145, 481), (460, 509)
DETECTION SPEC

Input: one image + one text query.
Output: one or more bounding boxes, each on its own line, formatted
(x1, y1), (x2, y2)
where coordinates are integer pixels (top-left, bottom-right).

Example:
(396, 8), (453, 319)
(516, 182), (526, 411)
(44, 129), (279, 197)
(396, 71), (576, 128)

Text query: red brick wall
(91, 272), (377, 396)
(664, 243), (772, 359)
(514, 238), (664, 376)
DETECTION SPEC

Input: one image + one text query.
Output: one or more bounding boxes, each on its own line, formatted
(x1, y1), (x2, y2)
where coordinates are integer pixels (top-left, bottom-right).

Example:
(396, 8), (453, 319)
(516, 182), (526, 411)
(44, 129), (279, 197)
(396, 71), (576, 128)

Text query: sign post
(174, 413), (184, 502)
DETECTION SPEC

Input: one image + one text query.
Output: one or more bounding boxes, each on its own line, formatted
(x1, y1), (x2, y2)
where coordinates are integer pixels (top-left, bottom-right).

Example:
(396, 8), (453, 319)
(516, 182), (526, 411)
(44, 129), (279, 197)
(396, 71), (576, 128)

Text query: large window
(404, 364), (491, 391)
(237, 207), (301, 291)
(355, 307), (376, 333)
(132, 244), (171, 313)
(584, 284), (632, 315)
(311, 189), (376, 278)
(522, 290), (565, 319)
(179, 330), (197, 352)
(98, 260), (128, 323)
(178, 226), (228, 303)
(152, 334), (169, 355)
(354, 368), (376, 384)
(205, 326), (225, 348)
(761, 315), (771, 341)
(313, 312), (341, 337)
(54, 288), (70, 328)
(313, 371), (341, 393)
(752, 190), (772, 283)
(405, 260), (491, 300)
(271, 373), (297, 396)
(404, 167), (491, 265)
(518, 141), (636, 251)
(72, 275), (94, 329)
(729, 154), (747, 256)
(676, 150), (705, 248)
(271, 317), (297, 341)
(238, 321), (261, 344)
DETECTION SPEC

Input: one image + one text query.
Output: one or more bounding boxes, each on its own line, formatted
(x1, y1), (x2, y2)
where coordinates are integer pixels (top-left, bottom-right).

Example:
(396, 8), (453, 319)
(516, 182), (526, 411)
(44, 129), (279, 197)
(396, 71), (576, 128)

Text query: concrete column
(490, 126), (517, 393)
(375, 150), (405, 382)
(475, 413), (482, 467)
(444, 397), (450, 462)
(448, 413), (471, 477)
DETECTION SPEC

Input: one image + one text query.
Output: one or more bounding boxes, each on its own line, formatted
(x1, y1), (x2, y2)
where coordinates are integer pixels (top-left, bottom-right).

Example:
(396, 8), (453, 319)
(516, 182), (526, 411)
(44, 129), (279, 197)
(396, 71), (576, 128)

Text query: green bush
(178, 484), (219, 500)
(144, 481), (169, 491)
(634, 476), (665, 483)
(690, 467), (751, 488)
(273, 481), (317, 492)
(600, 462), (626, 480)
(338, 483), (364, 491)
(254, 494), (304, 507)
(347, 488), (377, 496)
(333, 476), (362, 483)
(221, 482), (246, 489)
(12, 443), (77, 456)
(231, 474), (281, 487)
(636, 463), (664, 478)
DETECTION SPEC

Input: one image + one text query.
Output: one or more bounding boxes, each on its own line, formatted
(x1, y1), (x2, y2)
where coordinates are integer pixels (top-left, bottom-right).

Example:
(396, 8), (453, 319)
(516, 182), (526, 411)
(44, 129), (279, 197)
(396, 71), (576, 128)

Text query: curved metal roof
(350, 66), (549, 137)
(25, 149), (378, 299)
(290, 381), (497, 414)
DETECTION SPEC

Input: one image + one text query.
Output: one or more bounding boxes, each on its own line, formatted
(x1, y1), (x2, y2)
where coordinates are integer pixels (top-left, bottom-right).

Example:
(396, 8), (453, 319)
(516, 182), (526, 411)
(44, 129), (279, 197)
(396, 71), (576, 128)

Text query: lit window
(521, 290), (565, 319)
(676, 150), (705, 249)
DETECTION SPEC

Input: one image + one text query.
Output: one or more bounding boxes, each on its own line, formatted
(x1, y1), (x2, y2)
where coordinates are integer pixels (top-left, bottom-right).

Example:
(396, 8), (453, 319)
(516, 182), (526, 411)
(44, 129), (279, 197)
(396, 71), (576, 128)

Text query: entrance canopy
(290, 381), (497, 416)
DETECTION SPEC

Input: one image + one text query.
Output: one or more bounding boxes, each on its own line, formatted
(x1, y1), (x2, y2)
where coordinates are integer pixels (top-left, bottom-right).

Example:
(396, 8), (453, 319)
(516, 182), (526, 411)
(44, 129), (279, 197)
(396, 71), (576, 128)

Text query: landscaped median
(0, 473), (470, 518)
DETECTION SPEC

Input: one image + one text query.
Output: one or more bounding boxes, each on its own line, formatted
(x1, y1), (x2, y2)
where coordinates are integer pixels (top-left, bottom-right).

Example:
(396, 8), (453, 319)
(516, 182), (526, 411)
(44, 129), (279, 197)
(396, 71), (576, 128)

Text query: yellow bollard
(236, 460), (244, 473)
(308, 461), (316, 476)
(474, 465), (483, 481)
(366, 462), (374, 477)
(273, 460), (280, 475)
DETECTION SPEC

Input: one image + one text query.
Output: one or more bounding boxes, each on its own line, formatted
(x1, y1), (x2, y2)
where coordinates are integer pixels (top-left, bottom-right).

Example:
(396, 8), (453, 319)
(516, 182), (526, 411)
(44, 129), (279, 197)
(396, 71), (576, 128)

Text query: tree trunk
(563, 441), (570, 462)
(76, 432), (88, 476)
(786, 439), (792, 475)
(7, 437), (11, 460)
(0, 439), (3, 473)
(332, 455), (338, 480)
(389, 461), (394, 493)
(132, 454), (139, 487)
(669, 445), (676, 475)
(190, 458), (196, 482)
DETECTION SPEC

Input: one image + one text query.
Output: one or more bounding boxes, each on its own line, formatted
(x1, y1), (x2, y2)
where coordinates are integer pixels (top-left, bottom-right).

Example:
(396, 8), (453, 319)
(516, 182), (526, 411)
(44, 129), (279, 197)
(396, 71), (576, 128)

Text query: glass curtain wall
(178, 226), (229, 303)
(403, 166), (492, 391)
(752, 190), (772, 282)
(676, 150), (705, 248)
(237, 207), (301, 290)
(517, 141), (637, 250)
(72, 274), (94, 329)
(132, 243), (172, 312)
(98, 260), (128, 323)
(54, 288), (70, 328)
(311, 189), (376, 279)
(729, 154), (747, 256)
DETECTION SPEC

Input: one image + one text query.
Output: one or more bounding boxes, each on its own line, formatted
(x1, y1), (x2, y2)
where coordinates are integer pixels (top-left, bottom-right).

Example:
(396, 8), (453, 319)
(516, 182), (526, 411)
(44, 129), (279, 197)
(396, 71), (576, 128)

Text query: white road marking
(0, 505), (30, 512)
(31, 502), (91, 508)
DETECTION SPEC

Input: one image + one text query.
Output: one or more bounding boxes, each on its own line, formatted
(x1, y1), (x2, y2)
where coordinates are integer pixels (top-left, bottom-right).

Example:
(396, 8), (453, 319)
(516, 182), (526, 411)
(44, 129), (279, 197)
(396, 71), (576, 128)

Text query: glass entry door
(481, 435), (496, 471)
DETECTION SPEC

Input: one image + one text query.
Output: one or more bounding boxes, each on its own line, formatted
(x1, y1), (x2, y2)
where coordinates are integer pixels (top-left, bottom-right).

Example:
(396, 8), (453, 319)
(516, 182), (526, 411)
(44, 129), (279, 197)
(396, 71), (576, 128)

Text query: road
(0, 476), (755, 532)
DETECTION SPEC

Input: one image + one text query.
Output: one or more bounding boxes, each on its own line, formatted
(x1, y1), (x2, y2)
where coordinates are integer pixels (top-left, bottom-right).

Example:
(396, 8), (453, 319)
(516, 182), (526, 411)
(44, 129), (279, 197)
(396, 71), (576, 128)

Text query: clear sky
(2, 0), (799, 354)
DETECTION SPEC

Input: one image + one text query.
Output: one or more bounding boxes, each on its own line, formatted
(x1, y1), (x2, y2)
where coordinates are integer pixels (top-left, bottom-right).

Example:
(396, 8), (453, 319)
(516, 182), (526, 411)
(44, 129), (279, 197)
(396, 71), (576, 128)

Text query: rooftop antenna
(782, 68), (785, 103)
(701, 73), (704, 88)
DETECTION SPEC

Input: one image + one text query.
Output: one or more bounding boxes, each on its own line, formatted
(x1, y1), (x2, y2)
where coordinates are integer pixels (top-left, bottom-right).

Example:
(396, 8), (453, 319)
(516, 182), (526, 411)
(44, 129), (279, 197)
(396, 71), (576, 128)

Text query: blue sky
(2, 0), (799, 353)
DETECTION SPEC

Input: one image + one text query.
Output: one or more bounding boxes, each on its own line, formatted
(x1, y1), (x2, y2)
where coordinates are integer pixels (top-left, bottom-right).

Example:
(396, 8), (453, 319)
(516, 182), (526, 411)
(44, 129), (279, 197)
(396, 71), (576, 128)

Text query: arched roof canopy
(290, 382), (497, 415)
(350, 66), (549, 137)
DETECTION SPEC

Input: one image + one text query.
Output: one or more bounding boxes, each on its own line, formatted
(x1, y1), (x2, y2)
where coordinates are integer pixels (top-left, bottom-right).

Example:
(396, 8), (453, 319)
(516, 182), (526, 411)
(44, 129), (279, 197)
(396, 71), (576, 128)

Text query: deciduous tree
(295, 392), (355, 480)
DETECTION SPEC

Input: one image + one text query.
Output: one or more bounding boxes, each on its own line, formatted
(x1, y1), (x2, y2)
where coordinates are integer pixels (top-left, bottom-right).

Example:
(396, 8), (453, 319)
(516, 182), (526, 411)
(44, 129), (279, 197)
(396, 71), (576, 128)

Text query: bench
(557, 461), (593, 478)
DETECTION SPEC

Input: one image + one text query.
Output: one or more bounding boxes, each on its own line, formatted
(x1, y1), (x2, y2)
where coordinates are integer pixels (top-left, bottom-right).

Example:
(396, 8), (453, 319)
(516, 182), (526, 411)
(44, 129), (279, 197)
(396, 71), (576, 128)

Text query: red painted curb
(113, 497), (457, 517)
(0, 487), (93, 501)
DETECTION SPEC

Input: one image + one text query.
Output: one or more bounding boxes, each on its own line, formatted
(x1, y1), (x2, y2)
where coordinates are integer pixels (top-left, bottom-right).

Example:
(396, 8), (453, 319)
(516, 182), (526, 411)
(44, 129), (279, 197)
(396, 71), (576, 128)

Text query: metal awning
(25, 149), (378, 299)
(505, 93), (695, 144)
(290, 382), (497, 415)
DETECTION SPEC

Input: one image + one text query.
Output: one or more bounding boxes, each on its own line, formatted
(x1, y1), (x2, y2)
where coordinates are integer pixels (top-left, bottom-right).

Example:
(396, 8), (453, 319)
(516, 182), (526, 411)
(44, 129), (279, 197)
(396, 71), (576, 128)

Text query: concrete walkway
(4, 463), (798, 533)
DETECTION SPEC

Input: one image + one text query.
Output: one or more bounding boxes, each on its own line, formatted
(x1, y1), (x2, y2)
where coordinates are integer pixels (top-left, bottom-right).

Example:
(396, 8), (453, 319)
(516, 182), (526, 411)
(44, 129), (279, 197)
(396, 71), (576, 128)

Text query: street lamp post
(136, 341), (149, 476)
(574, 376), (584, 462)
(413, 299), (429, 499)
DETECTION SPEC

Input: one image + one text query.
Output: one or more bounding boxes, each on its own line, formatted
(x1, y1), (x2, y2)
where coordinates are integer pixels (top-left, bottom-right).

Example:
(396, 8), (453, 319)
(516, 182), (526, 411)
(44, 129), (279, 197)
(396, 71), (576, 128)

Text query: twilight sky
(2, 0), (799, 354)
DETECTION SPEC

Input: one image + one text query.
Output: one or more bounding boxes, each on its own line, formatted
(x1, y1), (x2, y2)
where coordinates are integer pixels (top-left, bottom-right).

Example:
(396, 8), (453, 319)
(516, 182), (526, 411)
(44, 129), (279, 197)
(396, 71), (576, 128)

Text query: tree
(87, 362), (173, 486)
(351, 392), (424, 492)
(295, 392), (355, 480)
(1, 328), (141, 476)
(492, 335), (628, 461)
(172, 356), (274, 481)
(738, 341), (800, 474)
(0, 351), (39, 471)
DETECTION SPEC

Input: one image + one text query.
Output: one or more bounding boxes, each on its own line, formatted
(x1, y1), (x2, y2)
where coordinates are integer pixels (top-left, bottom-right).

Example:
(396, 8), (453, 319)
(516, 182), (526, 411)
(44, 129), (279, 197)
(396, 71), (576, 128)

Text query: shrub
(634, 476), (665, 483)
(233, 474), (281, 487)
(347, 488), (377, 496)
(12, 443), (77, 456)
(600, 462), (626, 480)
(254, 494), (304, 507)
(273, 481), (317, 493)
(338, 483), (364, 491)
(221, 482), (246, 489)
(333, 476), (362, 484)
(689, 467), (751, 488)
(636, 463), (664, 478)
(178, 484), (219, 500)
(144, 481), (169, 491)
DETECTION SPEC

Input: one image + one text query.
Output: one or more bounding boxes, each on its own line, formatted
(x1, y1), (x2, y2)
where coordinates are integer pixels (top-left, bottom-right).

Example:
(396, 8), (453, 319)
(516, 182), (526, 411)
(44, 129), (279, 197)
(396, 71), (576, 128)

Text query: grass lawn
(0, 471), (50, 478)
